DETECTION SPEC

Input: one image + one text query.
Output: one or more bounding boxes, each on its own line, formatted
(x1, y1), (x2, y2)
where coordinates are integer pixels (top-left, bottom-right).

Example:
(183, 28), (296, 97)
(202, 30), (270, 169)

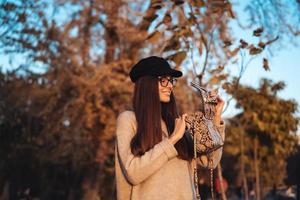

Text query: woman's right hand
(169, 114), (187, 145)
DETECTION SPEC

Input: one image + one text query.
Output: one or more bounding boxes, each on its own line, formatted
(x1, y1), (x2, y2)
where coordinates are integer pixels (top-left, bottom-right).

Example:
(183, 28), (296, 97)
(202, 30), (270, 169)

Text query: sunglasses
(158, 76), (177, 87)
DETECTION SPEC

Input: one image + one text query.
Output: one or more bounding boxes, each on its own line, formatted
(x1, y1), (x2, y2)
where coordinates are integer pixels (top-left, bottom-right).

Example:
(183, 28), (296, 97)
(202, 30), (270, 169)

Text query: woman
(115, 56), (225, 200)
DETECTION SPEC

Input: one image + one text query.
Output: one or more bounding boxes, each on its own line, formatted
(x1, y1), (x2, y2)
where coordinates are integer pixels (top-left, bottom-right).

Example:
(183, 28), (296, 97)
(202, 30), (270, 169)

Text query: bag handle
(190, 82), (207, 117)
(190, 82), (217, 120)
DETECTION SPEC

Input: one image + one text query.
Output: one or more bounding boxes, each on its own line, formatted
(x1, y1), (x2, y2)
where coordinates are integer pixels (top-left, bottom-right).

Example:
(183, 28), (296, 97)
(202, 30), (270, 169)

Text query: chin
(161, 98), (170, 103)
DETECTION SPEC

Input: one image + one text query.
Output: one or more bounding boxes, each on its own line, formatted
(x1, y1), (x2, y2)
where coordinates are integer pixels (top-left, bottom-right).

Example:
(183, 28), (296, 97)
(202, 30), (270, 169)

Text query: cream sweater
(115, 111), (225, 200)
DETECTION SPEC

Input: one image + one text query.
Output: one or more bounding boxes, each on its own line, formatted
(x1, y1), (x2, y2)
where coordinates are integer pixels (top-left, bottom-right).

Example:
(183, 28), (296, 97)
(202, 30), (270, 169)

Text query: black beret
(129, 56), (183, 82)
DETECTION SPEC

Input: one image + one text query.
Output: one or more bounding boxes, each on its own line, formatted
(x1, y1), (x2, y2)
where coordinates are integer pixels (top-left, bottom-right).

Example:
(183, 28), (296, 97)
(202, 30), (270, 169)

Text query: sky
(222, 41), (300, 118)
(221, 1), (300, 118)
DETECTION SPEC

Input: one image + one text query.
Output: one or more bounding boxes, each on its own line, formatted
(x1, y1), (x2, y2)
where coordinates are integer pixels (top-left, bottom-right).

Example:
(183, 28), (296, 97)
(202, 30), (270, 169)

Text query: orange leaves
(208, 65), (228, 86)
(271, 81), (285, 93)
(2, 2), (17, 11)
(146, 31), (162, 43)
(17, 12), (27, 23)
(239, 39), (248, 48)
(210, 0), (228, 13)
(190, 0), (205, 7)
(143, 11), (159, 23)
(155, 12), (173, 29)
(263, 58), (269, 71)
(151, 0), (163, 9)
(223, 40), (240, 57)
(166, 51), (187, 67)
(226, 3), (235, 18)
(164, 38), (180, 51)
(258, 41), (266, 49)
(223, 40), (232, 47)
(208, 0), (234, 18)
(140, 3), (159, 30)
(209, 65), (224, 74)
(221, 81), (232, 92)
(249, 45), (263, 55)
(228, 47), (240, 57)
(208, 74), (228, 85)
(163, 13), (172, 26)
(253, 27), (264, 37)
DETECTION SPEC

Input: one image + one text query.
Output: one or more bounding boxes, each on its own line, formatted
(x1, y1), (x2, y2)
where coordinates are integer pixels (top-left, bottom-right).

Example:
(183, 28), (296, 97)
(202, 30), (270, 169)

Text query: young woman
(115, 56), (225, 200)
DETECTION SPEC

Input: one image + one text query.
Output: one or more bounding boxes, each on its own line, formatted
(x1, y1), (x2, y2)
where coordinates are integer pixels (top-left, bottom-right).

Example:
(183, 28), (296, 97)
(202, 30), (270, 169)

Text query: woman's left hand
(209, 90), (225, 125)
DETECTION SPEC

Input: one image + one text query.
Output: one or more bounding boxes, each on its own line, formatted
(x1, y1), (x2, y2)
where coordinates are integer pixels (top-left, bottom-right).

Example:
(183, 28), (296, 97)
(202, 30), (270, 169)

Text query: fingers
(208, 89), (218, 97)
(174, 114), (187, 128)
(215, 96), (225, 114)
(208, 91), (224, 104)
(216, 96), (225, 105)
(175, 113), (187, 120)
(171, 114), (188, 143)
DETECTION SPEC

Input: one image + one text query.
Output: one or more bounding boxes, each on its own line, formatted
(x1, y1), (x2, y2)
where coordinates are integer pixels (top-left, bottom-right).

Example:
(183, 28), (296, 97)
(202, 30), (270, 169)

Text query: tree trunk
(82, 170), (101, 200)
(254, 136), (261, 200)
(103, 1), (121, 63)
(81, 0), (94, 67)
(240, 129), (249, 200)
(242, 174), (249, 200)
(217, 164), (227, 200)
(82, 181), (100, 200)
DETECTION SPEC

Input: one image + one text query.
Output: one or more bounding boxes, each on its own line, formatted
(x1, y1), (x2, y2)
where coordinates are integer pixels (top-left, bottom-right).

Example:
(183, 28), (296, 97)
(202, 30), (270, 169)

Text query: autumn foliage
(0, 0), (299, 199)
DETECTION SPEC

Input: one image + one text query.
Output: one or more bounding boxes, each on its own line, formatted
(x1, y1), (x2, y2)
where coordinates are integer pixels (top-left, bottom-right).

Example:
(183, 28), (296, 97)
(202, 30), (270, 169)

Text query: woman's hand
(209, 90), (225, 126)
(169, 114), (187, 145)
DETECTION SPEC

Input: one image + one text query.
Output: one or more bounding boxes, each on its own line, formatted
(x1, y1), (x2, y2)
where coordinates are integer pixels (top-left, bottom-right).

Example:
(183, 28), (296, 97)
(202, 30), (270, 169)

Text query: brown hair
(130, 76), (193, 160)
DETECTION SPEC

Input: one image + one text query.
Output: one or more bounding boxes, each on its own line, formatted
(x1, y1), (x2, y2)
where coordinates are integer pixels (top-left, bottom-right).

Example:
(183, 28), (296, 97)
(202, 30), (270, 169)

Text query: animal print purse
(185, 82), (224, 156)
(185, 82), (224, 200)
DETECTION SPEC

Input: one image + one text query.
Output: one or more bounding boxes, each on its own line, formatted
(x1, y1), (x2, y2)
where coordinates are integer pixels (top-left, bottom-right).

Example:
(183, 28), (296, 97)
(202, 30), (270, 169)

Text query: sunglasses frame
(158, 76), (177, 87)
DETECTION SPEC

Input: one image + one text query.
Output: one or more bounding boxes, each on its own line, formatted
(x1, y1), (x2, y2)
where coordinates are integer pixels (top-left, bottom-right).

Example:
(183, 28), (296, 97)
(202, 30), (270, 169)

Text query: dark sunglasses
(158, 76), (177, 87)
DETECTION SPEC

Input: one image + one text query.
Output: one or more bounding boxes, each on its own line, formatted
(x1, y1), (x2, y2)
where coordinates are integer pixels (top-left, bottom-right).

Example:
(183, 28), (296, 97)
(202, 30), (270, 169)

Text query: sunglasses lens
(159, 77), (177, 87)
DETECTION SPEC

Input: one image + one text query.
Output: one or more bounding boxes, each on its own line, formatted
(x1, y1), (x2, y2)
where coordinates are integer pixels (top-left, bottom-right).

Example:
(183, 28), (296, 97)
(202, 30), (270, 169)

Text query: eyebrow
(159, 76), (173, 79)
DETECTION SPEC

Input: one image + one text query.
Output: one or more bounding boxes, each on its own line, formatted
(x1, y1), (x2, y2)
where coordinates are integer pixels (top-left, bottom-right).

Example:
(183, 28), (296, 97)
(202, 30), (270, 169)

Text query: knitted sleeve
(115, 111), (178, 185)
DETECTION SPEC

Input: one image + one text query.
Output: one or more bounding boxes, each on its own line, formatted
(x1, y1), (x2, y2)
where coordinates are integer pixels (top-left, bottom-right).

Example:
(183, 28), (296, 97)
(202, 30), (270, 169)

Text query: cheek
(158, 90), (164, 100)
(158, 82), (171, 102)
(158, 82), (163, 95)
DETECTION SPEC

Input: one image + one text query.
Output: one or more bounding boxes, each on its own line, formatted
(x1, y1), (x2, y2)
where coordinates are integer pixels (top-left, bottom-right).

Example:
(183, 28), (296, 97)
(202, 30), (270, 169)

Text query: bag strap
(209, 160), (215, 200)
(193, 135), (216, 200)
(193, 130), (201, 200)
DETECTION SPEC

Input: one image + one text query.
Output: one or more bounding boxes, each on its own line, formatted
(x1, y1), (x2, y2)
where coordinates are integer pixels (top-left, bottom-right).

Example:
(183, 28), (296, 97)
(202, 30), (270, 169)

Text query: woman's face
(158, 76), (176, 103)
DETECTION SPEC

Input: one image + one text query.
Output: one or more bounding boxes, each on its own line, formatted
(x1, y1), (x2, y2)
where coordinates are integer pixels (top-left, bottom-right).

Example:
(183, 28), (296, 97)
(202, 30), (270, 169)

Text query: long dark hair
(130, 76), (193, 160)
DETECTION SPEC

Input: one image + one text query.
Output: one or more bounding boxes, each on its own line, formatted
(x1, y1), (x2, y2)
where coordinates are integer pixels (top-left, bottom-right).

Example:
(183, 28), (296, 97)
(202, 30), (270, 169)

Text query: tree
(223, 79), (299, 199)
(286, 146), (300, 200)
(1, 0), (300, 199)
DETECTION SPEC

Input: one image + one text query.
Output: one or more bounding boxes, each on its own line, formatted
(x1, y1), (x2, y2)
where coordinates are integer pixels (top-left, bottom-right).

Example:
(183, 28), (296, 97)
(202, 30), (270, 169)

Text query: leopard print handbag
(185, 82), (224, 156)
(185, 112), (224, 155)
(185, 82), (224, 200)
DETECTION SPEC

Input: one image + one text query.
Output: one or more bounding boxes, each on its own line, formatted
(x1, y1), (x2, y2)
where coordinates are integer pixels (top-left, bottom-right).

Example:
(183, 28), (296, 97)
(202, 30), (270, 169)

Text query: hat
(129, 56), (183, 82)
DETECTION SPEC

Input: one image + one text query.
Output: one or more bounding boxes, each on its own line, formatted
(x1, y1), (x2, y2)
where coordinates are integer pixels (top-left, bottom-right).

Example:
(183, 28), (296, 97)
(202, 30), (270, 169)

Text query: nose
(167, 81), (173, 90)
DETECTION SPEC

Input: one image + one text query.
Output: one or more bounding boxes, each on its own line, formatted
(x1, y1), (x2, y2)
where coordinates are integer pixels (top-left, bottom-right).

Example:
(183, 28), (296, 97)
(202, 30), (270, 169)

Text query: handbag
(185, 82), (224, 156)
(185, 82), (224, 200)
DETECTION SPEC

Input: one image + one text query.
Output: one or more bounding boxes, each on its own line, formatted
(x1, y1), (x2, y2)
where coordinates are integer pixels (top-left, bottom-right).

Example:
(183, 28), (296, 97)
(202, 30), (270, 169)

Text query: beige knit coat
(115, 111), (225, 200)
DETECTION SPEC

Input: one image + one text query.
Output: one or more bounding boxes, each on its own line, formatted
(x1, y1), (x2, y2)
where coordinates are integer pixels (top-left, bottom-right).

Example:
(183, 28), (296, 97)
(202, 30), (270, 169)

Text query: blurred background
(0, 0), (299, 199)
